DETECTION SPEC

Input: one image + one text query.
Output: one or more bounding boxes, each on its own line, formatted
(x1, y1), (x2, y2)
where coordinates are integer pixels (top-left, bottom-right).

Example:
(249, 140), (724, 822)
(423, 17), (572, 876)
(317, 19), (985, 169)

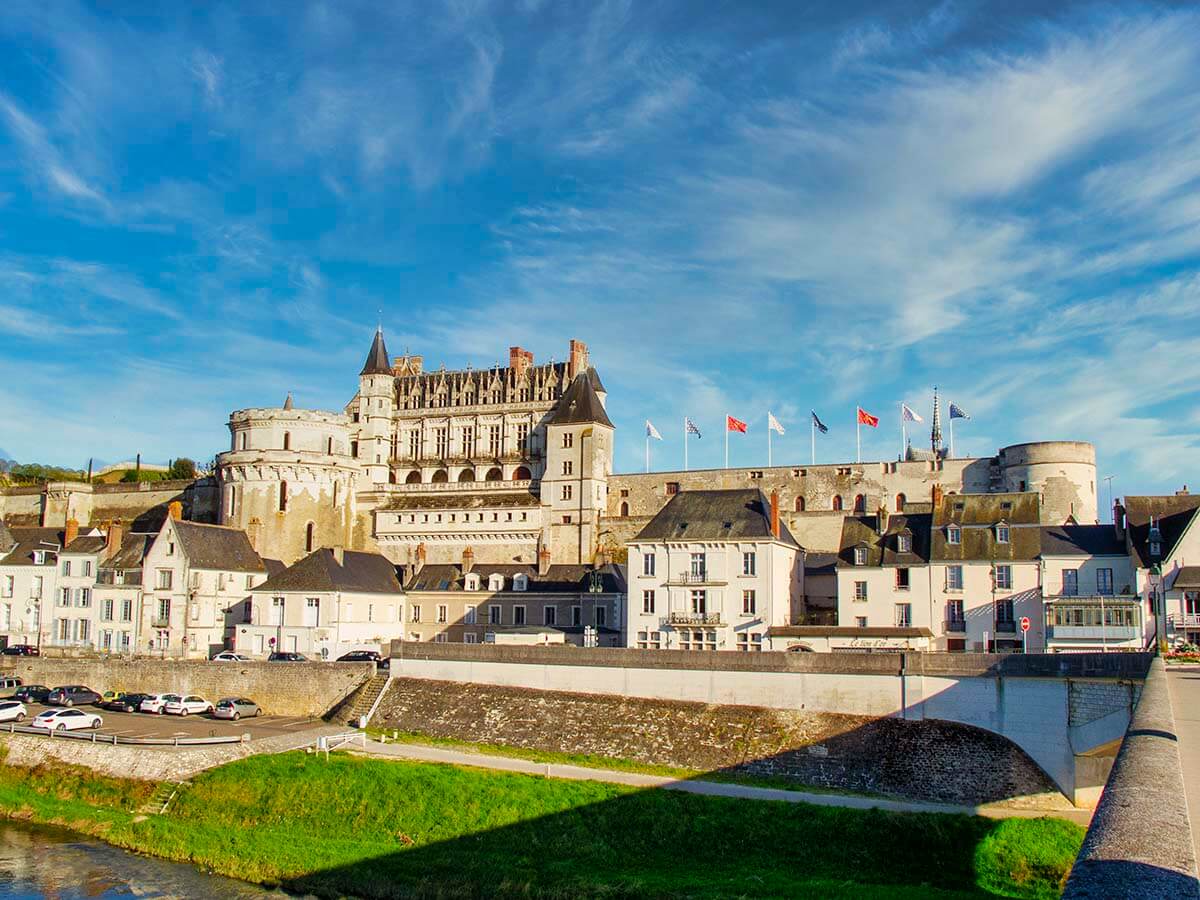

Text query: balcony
(666, 611), (724, 627)
(944, 618), (966, 633)
(151, 617), (170, 629)
(996, 620), (1017, 633)
(379, 479), (536, 495)
(664, 572), (727, 587)
(1169, 613), (1200, 629)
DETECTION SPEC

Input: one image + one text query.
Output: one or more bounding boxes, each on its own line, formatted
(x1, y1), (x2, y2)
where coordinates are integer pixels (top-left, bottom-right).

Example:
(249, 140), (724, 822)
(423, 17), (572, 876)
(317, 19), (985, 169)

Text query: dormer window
(1150, 541), (1161, 558)
(897, 533), (912, 554)
(464, 573), (480, 591)
(513, 574), (529, 592)
(488, 573), (505, 591)
(947, 524), (961, 545)
(996, 523), (1010, 544)
(854, 547), (868, 566)
(32, 550), (46, 565)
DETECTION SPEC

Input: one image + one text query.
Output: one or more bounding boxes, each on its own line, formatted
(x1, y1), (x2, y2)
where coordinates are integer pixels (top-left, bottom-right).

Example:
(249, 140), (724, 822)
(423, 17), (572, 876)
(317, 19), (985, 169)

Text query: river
(0, 820), (294, 898)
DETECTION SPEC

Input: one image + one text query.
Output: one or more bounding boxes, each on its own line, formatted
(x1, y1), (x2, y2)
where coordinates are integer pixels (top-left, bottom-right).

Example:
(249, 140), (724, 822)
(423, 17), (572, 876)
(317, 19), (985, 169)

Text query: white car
(139, 693), (182, 714)
(211, 652), (251, 662)
(0, 700), (27, 723)
(163, 695), (212, 716)
(33, 708), (101, 731)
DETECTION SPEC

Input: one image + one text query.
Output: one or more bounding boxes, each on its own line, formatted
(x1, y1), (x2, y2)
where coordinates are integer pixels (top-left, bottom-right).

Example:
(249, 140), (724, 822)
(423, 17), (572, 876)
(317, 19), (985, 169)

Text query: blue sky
(1, 1), (1198, 500)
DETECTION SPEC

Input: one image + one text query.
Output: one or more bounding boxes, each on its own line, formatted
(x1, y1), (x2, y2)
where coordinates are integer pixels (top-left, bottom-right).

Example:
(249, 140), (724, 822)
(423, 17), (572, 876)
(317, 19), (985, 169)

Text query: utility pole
(1103, 475), (1116, 523)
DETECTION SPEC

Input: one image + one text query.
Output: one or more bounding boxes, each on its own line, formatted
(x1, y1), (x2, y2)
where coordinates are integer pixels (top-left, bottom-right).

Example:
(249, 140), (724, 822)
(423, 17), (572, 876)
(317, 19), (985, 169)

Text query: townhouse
(1121, 492), (1200, 649)
(93, 524), (155, 654)
(1040, 523), (1140, 652)
(0, 525), (66, 648)
(626, 489), (801, 651)
(49, 522), (108, 651)
(239, 547), (404, 658)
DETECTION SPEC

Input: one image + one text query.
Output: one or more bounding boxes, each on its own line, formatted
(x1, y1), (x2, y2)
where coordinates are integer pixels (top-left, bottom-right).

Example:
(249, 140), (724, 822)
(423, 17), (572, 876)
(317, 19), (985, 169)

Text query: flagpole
(724, 419), (729, 470)
(949, 416), (955, 458)
(856, 409), (861, 464)
(768, 418), (772, 468)
(645, 429), (650, 473)
(900, 402), (905, 462)
(811, 418), (815, 466)
(683, 418), (688, 472)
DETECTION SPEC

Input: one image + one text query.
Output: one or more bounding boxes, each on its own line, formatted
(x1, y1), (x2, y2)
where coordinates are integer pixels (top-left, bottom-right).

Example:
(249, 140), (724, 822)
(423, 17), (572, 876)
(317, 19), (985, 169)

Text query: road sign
(1019, 616), (1030, 633)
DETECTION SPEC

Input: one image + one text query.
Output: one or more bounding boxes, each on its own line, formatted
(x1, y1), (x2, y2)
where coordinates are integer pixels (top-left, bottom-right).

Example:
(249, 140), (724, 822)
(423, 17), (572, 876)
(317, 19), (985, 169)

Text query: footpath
(1167, 667), (1200, 864)
(354, 738), (1093, 825)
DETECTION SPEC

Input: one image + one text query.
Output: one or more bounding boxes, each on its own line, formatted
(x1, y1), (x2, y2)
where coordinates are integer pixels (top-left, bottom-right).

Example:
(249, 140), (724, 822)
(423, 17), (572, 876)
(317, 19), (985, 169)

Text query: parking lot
(10, 701), (323, 742)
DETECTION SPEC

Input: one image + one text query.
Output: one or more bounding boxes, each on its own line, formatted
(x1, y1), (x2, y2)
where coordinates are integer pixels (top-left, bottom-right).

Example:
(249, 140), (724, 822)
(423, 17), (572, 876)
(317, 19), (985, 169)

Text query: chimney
(769, 490), (781, 538)
(105, 520), (124, 559)
(332, 546), (344, 566)
(246, 517), (262, 552)
(508, 346), (534, 379)
(1177, 485), (1190, 496)
(1113, 501), (1126, 541)
(414, 542), (427, 572)
(568, 339), (588, 379)
(931, 484), (944, 510)
(538, 544), (552, 576)
(462, 545), (475, 575)
(168, 501), (183, 521)
(64, 517), (79, 548)
(878, 504), (889, 534)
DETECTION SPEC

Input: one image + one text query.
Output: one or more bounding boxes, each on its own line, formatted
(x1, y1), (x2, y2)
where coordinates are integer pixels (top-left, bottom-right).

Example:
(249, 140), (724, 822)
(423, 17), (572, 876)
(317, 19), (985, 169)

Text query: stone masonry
(373, 677), (1063, 806)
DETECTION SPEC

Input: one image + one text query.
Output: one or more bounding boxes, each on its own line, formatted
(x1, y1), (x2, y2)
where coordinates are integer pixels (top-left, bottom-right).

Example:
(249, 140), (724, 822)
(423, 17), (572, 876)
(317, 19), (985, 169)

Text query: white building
(626, 489), (802, 651)
(1122, 493), (1200, 649)
(1040, 524), (1141, 652)
(237, 547), (404, 658)
(48, 526), (107, 652)
(0, 525), (64, 648)
(93, 525), (154, 655)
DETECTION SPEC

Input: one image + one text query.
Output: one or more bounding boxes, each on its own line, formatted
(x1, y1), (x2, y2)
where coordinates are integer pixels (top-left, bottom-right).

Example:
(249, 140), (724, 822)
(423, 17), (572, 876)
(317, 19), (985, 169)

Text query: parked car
(99, 691), (126, 706)
(0, 676), (23, 692)
(163, 695), (213, 716)
(336, 650), (383, 665)
(212, 698), (260, 720)
(139, 693), (182, 714)
(267, 652), (307, 662)
(1, 645), (39, 656)
(32, 708), (102, 731)
(101, 692), (152, 713)
(46, 686), (101, 707)
(12, 685), (50, 704)
(0, 700), (27, 723)
(211, 651), (252, 662)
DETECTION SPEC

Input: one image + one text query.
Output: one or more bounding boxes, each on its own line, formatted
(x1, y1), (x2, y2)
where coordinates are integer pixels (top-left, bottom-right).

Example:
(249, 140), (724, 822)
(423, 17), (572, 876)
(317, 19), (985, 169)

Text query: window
(83, 560), (92, 577)
(894, 603), (912, 628)
(1062, 569), (1078, 596)
(59, 587), (70, 606)
(350, 440), (359, 458)
(158, 597), (171, 622)
(77, 588), (91, 608)
(855, 616), (868, 628)
(665, 482), (679, 496)
(895, 493), (906, 511)
(62, 560), (71, 576)
(278, 481), (288, 512)
(561, 485), (573, 501)
(120, 599), (132, 622)
(690, 552), (706, 579)
(562, 461), (573, 475)
(1097, 568), (1114, 596)
(595, 606), (607, 626)
(30, 576), (42, 599)
(742, 590), (756, 614)
(853, 494), (866, 513)
(897, 533), (912, 553)
(562, 515), (573, 524)
(996, 524), (1010, 544)
(854, 547), (868, 566)
(995, 564), (1013, 590)
(643, 553), (655, 577)
(411, 605), (422, 622)
(488, 574), (504, 591)
(433, 632), (448, 643)
(742, 552), (756, 576)
(78, 620), (92, 642)
(513, 574), (528, 592)
(513, 606), (526, 626)
(571, 605), (582, 626)
(853, 581), (868, 601)
(620, 501), (629, 516)
(304, 597), (319, 627)
(642, 590), (656, 614)
(562, 432), (574, 448)
(0, 576), (10, 599)
(489, 605), (502, 625)
(283, 432), (291, 450)
(435, 427), (449, 457)
(437, 605), (448, 623)
(996, 597), (1015, 624)
(795, 496), (806, 512)
(690, 590), (706, 614)
(464, 633), (479, 644)
(465, 604), (477, 625)
(831, 495), (843, 511)
(544, 606), (557, 626)
(946, 565), (963, 591)
(947, 524), (961, 545)
(32, 550), (45, 565)
(1150, 540), (1162, 557)
(896, 568), (910, 590)
(305, 523), (315, 553)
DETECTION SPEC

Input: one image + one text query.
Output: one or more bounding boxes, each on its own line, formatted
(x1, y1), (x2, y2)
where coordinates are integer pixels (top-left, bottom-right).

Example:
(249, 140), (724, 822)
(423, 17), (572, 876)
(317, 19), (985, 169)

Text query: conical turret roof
(360, 328), (392, 376)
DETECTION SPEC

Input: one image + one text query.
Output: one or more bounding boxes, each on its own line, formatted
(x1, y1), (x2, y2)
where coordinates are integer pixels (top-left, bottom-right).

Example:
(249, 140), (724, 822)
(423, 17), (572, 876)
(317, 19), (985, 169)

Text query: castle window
(409, 431), (420, 459)
(516, 423), (530, 450)
(350, 440), (358, 458)
(665, 482), (679, 496)
(831, 495), (843, 511)
(488, 425), (502, 456)
(239, 432), (248, 450)
(895, 493), (906, 512)
(279, 482), (288, 512)
(327, 437), (334, 454)
(435, 428), (449, 458)
(458, 469), (476, 483)
(620, 501), (629, 517)
(853, 494), (866, 513)
(562, 433), (574, 449)
(461, 426), (475, 457)
(562, 515), (573, 524)
(431, 469), (449, 484)
(561, 485), (573, 501)
(406, 470), (422, 484)
(305, 523), (315, 553)
(283, 432), (290, 451)
(795, 496), (805, 512)
(562, 461), (573, 476)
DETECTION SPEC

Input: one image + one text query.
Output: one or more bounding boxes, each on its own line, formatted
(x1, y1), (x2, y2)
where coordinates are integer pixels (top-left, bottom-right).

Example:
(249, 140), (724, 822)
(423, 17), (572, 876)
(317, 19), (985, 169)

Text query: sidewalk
(353, 738), (1092, 824)
(1167, 668), (1200, 863)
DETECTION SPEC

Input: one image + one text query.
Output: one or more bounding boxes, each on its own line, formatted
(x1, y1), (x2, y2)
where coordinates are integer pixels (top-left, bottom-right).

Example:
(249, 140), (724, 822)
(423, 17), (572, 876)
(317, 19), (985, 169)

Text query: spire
(282, 392), (294, 410)
(931, 386), (942, 455)
(360, 327), (392, 376)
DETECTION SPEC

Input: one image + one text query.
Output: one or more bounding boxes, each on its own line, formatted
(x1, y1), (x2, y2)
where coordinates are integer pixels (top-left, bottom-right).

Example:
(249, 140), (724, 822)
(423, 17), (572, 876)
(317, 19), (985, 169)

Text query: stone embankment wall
(373, 677), (1065, 807)
(0, 658), (372, 718)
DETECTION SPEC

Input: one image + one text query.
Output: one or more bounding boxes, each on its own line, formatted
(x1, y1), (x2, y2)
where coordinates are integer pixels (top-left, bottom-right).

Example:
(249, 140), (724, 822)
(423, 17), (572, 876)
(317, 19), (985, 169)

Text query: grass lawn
(0, 751), (1083, 899)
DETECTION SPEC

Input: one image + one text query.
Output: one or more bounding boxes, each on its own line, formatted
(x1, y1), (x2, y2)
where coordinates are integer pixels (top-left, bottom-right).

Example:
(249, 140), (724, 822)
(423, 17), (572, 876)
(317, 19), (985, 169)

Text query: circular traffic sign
(1019, 616), (1031, 632)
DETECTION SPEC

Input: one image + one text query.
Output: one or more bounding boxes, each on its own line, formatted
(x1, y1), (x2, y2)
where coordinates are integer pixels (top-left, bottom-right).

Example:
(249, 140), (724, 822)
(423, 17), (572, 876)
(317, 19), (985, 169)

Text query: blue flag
(811, 411), (829, 434)
(949, 403), (970, 420)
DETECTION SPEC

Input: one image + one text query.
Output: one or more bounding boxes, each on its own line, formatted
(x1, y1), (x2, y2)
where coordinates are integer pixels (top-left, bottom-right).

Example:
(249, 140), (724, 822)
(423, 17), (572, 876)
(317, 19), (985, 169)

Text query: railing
(996, 620), (1016, 633)
(379, 479), (535, 494)
(4, 721), (248, 746)
(1169, 613), (1200, 629)
(665, 572), (725, 586)
(665, 611), (724, 627)
(944, 618), (967, 633)
(151, 617), (170, 629)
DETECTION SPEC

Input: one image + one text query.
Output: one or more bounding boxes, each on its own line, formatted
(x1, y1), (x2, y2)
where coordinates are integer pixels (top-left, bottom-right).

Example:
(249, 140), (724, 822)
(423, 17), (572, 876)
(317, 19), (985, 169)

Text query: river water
(0, 821), (293, 898)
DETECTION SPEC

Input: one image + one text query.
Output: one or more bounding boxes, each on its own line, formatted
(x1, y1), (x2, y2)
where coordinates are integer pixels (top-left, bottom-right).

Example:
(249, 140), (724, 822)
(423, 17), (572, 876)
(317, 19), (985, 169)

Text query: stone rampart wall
(0, 658), (372, 718)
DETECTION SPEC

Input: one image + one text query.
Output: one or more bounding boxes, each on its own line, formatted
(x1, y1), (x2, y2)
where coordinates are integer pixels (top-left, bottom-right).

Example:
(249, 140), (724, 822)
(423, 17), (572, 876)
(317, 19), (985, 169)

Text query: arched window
(620, 501), (629, 517)
(431, 469), (449, 484)
(458, 469), (476, 483)
(853, 494), (865, 513)
(279, 481), (288, 512)
(794, 496), (806, 512)
(305, 522), (315, 553)
(388, 470), (397, 484)
(513, 466), (531, 481)
(895, 493), (907, 512)
(831, 495), (843, 511)
(485, 467), (502, 482)
(283, 432), (291, 450)
(405, 470), (422, 484)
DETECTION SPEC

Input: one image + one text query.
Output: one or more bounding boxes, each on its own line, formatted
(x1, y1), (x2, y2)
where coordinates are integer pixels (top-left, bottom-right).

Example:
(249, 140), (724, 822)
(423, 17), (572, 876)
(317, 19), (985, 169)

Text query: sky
(1, 1), (1198, 501)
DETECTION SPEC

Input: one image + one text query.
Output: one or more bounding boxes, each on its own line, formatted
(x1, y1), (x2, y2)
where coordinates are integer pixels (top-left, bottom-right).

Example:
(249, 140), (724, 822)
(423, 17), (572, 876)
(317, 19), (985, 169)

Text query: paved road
(355, 738), (1092, 824)
(5, 702), (321, 743)
(1167, 668), (1200, 863)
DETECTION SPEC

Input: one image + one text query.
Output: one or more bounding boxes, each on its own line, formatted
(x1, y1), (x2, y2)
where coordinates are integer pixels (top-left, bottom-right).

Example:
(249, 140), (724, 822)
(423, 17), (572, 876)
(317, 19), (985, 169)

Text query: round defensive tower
(997, 441), (1097, 524)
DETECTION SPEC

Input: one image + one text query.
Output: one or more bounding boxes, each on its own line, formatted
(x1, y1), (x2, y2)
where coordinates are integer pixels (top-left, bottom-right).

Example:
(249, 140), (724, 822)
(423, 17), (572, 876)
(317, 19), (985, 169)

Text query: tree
(168, 458), (197, 480)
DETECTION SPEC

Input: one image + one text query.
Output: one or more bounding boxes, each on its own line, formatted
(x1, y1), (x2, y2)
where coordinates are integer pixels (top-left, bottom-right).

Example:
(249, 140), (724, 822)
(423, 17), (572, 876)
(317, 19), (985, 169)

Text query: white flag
(645, 420), (663, 440)
(901, 403), (924, 423)
(768, 412), (785, 435)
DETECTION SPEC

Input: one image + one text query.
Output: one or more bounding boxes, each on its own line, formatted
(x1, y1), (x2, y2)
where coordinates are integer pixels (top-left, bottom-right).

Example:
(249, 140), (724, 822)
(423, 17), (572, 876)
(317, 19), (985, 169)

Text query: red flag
(857, 407), (879, 428)
(726, 415), (747, 433)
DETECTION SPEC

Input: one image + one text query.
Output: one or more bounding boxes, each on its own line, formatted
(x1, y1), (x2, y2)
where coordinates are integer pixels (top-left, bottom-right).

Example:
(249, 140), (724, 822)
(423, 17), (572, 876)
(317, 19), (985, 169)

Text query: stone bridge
(388, 642), (1151, 806)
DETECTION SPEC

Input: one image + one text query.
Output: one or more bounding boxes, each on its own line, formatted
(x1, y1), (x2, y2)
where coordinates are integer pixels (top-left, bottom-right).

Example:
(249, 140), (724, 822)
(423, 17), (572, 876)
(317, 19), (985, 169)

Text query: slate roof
(62, 536), (109, 555)
(0, 539), (60, 567)
(803, 551), (839, 576)
(1040, 524), (1126, 557)
(1124, 495), (1200, 568)
(360, 328), (392, 376)
(8, 527), (64, 546)
(586, 366), (606, 394)
(929, 492), (1041, 562)
(1171, 566), (1200, 590)
(171, 521), (266, 573)
(255, 549), (403, 594)
(837, 513), (931, 568)
(633, 489), (798, 546)
(406, 562), (627, 594)
(546, 372), (613, 428)
(97, 533), (154, 571)
(383, 491), (541, 511)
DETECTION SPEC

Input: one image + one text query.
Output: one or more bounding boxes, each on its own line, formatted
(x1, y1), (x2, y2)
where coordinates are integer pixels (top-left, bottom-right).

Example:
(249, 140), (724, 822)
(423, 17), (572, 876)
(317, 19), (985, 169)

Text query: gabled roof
(360, 328), (392, 376)
(803, 551), (839, 576)
(1124, 495), (1200, 568)
(586, 366), (605, 394)
(633, 489), (798, 546)
(1170, 566), (1200, 590)
(170, 520), (266, 573)
(929, 493), (1041, 562)
(98, 533), (155, 571)
(546, 372), (612, 428)
(255, 549), (403, 594)
(0, 539), (60, 567)
(1040, 524), (1126, 557)
(406, 562), (626, 594)
(62, 535), (109, 555)
(837, 513), (931, 568)
(7, 527), (64, 546)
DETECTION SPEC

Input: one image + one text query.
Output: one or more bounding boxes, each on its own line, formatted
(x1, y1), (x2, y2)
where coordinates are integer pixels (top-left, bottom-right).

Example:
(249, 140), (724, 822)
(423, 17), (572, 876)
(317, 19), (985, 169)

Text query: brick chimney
(63, 517), (79, 548)
(246, 517), (262, 552)
(105, 520), (124, 559)
(508, 346), (533, 379)
(538, 544), (552, 576)
(168, 501), (183, 521)
(567, 339), (588, 379)
(1113, 501), (1126, 541)
(415, 542), (427, 572)
(769, 490), (780, 538)
(462, 545), (475, 575)
(332, 545), (344, 566)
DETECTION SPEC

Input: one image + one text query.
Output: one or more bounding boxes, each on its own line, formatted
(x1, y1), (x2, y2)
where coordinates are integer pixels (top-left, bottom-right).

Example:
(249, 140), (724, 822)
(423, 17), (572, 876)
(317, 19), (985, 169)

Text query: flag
(685, 417), (702, 438)
(726, 415), (747, 434)
(901, 403), (924, 423)
(645, 420), (663, 440)
(811, 411), (829, 434)
(949, 403), (971, 420)
(857, 407), (879, 428)
(768, 412), (785, 435)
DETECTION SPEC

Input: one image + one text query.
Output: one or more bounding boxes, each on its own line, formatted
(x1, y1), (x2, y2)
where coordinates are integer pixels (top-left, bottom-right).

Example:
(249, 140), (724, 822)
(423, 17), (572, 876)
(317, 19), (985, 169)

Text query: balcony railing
(666, 611), (724, 627)
(664, 572), (726, 586)
(150, 617), (170, 629)
(379, 479), (535, 494)
(996, 620), (1016, 633)
(1169, 613), (1200, 629)
(944, 617), (967, 633)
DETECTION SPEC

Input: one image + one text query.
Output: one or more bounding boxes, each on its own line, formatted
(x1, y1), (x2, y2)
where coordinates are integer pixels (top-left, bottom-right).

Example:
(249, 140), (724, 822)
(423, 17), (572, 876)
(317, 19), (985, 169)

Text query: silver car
(212, 697), (260, 720)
